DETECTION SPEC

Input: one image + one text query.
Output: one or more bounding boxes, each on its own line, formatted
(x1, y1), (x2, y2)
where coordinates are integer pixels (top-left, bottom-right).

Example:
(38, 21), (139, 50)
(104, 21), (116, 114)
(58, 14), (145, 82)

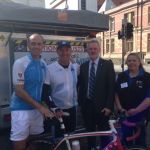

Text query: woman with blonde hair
(115, 53), (150, 148)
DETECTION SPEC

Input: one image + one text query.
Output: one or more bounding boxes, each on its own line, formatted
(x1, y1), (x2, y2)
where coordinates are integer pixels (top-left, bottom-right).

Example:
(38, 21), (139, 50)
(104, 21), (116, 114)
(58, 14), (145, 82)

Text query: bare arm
(15, 84), (54, 118)
(115, 93), (127, 113)
(128, 98), (150, 116)
(115, 94), (122, 111)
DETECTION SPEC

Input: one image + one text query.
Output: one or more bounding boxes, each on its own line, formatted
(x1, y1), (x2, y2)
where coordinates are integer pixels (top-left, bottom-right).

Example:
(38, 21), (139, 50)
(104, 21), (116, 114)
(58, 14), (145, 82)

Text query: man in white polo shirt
(43, 41), (79, 135)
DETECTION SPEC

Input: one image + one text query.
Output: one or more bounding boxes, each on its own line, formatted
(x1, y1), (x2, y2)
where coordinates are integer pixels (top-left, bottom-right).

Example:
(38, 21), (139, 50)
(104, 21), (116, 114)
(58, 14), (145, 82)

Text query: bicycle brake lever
(51, 108), (70, 117)
(62, 112), (70, 116)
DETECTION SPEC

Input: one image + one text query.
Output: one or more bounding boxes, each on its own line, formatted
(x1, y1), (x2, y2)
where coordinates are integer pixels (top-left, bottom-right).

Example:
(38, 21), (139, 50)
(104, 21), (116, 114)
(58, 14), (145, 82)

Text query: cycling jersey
(10, 53), (47, 110)
(45, 61), (79, 109)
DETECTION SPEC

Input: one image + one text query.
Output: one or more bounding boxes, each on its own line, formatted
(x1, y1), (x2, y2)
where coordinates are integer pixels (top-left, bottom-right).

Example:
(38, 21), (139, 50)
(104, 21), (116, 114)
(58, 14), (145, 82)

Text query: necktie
(89, 62), (96, 99)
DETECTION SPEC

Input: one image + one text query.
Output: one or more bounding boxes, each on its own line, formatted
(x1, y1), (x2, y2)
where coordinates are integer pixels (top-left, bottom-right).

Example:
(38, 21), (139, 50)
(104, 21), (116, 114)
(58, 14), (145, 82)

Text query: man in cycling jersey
(42, 41), (79, 136)
(10, 33), (54, 150)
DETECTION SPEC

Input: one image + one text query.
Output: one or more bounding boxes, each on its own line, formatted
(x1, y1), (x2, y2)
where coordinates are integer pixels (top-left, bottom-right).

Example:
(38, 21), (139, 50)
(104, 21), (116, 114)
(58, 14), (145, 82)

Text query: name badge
(120, 82), (128, 88)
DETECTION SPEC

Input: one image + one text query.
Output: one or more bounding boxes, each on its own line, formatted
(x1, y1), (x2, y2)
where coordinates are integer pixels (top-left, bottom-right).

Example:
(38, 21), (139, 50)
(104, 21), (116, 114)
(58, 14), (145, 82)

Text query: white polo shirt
(45, 61), (79, 109)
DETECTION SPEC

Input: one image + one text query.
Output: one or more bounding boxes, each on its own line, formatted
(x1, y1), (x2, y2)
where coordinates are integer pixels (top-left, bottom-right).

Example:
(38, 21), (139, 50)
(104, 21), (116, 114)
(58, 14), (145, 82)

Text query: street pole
(121, 19), (127, 71)
(121, 37), (126, 71)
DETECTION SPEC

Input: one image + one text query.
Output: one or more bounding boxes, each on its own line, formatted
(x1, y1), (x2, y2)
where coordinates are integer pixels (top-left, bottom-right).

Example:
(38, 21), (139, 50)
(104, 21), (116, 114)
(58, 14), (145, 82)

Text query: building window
(110, 39), (115, 52)
(81, 0), (86, 10)
(148, 7), (150, 24)
(126, 39), (133, 52)
(105, 39), (115, 53)
(124, 12), (135, 25)
(147, 33), (150, 52)
(110, 17), (115, 32)
(106, 39), (109, 53)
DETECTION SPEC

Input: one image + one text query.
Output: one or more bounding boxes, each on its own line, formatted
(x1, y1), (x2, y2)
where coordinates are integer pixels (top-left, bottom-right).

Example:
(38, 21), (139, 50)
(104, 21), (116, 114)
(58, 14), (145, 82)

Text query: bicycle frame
(27, 99), (144, 150)
(53, 120), (124, 150)
(27, 116), (143, 150)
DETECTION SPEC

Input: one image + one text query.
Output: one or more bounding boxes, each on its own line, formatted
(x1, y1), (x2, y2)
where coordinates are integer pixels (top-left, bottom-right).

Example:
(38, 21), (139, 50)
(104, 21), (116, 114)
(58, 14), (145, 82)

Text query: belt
(86, 98), (94, 101)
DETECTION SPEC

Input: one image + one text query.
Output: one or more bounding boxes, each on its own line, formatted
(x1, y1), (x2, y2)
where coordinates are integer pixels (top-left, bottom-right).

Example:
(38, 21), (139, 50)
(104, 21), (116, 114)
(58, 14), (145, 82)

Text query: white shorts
(10, 109), (44, 141)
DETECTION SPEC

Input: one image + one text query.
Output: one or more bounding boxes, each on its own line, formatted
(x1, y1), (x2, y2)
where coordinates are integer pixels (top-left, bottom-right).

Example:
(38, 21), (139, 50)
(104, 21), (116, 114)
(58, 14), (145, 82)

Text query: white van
(0, 2), (109, 129)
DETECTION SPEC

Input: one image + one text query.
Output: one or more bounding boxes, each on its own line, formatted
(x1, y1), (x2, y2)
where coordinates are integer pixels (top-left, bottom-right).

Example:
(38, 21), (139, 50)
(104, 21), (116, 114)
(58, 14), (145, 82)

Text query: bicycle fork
(64, 134), (72, 150)
(58, 117), (72, 150)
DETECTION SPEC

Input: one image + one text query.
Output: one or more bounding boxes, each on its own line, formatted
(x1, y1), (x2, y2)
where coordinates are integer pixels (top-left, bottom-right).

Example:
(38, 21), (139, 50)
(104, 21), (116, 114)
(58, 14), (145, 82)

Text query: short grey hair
(86, 39), (100, 49)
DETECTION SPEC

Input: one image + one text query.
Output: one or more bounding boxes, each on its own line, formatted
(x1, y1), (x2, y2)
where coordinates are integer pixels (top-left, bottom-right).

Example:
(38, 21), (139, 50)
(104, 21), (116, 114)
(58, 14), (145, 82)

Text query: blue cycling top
(10, 53), (47, 110)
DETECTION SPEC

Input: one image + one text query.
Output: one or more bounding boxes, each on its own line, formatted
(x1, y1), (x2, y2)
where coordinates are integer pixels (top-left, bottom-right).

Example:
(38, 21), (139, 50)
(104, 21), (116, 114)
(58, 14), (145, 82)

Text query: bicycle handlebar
(49, 96), (70, 117)
(51, 107), (70, 117)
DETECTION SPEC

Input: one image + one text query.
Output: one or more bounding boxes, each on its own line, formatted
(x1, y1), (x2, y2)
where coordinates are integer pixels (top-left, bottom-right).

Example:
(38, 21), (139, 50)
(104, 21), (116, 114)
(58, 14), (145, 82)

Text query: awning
(0, 2), (109, 36)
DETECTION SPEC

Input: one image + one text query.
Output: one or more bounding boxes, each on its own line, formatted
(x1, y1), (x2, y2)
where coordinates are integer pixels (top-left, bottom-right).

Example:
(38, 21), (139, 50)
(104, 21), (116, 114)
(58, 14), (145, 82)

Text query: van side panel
(0, 32), (11, 128)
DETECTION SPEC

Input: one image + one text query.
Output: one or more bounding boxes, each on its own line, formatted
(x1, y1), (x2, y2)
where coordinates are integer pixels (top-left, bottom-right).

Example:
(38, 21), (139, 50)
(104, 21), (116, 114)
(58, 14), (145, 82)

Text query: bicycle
(112, 112), (146, 150)
(26, 111), (146, 150)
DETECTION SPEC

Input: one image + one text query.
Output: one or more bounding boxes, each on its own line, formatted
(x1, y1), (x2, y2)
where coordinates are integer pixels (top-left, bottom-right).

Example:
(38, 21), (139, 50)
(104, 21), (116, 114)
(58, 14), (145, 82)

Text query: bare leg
(13, 140), (26, 150)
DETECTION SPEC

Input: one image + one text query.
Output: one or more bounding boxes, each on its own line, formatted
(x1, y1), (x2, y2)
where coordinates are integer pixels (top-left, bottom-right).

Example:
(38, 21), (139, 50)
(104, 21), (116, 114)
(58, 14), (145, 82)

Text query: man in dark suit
(78, 39), (115, 150)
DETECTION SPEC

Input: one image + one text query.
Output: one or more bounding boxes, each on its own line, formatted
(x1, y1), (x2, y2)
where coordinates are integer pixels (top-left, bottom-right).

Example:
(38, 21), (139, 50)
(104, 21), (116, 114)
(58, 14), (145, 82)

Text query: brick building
(98, 0), (150, 65)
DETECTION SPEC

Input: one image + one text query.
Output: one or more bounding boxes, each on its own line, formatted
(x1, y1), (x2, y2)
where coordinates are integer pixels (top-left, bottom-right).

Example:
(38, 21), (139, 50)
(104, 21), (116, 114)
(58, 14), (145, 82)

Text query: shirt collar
(90, 57), (99, 66)
(125, 68), (144, 78)
(57, 61), (72, 70)
(28, 53), (41, 61)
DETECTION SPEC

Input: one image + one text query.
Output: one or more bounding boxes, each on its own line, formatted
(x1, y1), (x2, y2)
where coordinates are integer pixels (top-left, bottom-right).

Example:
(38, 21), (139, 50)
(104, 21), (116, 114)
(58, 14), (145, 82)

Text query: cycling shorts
(10, 109), (44, 141)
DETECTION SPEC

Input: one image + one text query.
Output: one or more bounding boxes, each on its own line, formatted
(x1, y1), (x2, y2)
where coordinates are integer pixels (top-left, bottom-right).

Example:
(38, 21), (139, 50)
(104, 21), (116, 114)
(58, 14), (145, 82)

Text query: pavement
(0, 128), (12, 150)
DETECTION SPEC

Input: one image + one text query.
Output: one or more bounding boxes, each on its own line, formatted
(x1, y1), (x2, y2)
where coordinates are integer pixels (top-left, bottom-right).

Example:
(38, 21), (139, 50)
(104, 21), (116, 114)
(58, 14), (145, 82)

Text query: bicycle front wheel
(26, 139), (68, 150)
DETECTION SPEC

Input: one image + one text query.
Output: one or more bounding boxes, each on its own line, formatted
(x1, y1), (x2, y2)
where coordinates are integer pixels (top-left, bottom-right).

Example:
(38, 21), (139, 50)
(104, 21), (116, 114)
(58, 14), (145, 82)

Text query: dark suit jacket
(78, 58), (115, 114)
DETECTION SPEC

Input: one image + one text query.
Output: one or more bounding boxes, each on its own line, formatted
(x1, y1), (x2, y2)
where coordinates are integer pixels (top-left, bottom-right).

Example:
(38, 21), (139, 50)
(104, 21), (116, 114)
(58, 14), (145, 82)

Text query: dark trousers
(62, 106), (77, 133)
(121, 121), (146, 147)
(81, 99), (111, 150)
(44, 107), (76, 137)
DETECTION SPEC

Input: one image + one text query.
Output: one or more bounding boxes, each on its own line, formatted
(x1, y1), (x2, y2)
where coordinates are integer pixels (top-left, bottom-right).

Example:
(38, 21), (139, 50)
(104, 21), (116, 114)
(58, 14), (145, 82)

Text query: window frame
(147, 33), (150, 52)
(126, 39), (133, 52)
(124, 11), (135, 25)
(110, 17), (115, 32)
(106, 39), (109, 53)
(148, 7), (150, 24)
(110, 39), (115, 53)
